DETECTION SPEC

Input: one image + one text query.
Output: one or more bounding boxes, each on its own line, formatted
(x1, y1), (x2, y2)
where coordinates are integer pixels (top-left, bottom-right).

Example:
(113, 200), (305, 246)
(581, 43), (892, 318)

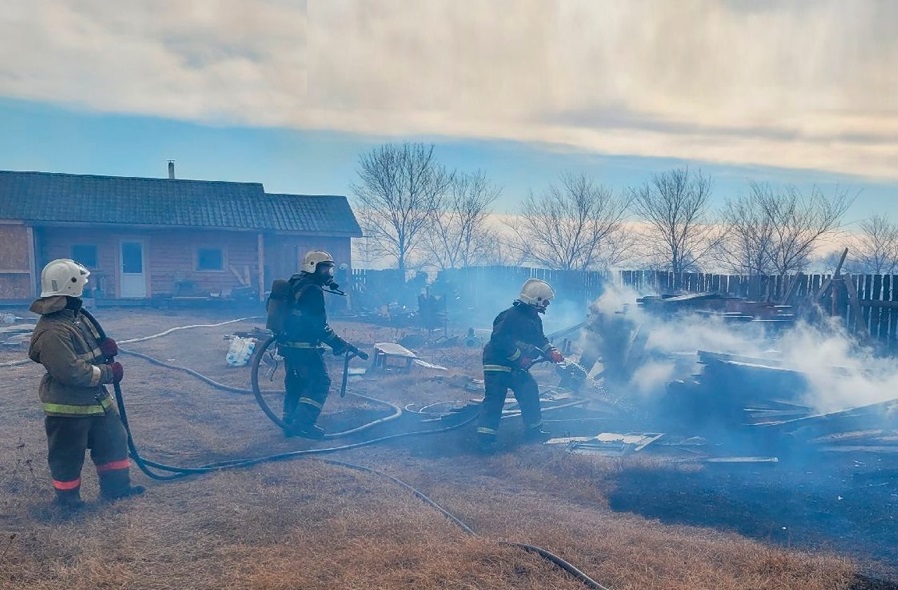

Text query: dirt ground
(1, 306), (896, 589)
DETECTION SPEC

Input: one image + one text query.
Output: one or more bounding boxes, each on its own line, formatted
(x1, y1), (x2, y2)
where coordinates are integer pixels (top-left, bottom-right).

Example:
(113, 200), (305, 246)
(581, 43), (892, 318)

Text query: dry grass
(0, 307), (870, 589)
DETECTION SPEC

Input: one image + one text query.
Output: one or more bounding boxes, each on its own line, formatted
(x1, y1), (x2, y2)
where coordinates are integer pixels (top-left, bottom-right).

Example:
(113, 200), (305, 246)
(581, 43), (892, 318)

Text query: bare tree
(506, 172), (632, 271)
(813, 248), (860, 274)
(350, 143), (453, 277)
(629, 168), (720, 273)
(853, 214), (898, 274)
(716, 193), (776, 276)
(754, 182), (854, 276)
(421, 171), (501, 270)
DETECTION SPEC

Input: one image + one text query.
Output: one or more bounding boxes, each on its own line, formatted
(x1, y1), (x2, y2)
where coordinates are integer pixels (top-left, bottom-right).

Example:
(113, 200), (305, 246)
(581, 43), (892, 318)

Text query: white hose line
(1, 316), (263, 368)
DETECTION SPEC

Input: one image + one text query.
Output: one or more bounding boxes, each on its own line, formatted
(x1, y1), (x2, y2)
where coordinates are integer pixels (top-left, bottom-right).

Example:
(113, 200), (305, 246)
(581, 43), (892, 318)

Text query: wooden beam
(26, 225), (37, 298)
(228, 265), (248, 286)
(833, 247), (848, 277)
(257, 232), (265, 302)
(844, 274), (870, 341)
(781, 272), (805, 305)
(858, 299), (898, 309)
(814, 247), (849, 302)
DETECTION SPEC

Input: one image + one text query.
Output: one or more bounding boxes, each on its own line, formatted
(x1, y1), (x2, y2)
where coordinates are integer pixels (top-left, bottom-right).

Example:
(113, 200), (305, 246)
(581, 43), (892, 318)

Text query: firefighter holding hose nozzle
(28, 259), (145, 509)
(476, 279), (565, 453)
(266, 250), (362, 439)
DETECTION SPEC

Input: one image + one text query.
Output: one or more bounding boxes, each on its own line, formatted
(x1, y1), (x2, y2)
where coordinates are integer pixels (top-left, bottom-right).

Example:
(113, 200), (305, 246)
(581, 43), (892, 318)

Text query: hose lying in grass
(113, 350), (585, 481)
(112, 376), (610, 589)
(0, 317), (265, 368)
(322, 458), (613, 590)
(119, 347), (404, 438)
(108, 355), (612, 589)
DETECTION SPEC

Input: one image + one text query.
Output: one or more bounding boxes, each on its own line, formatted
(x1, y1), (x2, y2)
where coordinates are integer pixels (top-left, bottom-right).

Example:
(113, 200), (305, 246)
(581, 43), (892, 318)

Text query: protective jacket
(482, 301), (556, 372)
(280, 273), (347, 351)
(28, 296), (118, 417)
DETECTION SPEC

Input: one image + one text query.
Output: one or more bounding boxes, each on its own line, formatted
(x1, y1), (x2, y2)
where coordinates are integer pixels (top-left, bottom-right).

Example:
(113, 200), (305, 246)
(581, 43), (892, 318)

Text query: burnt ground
(291, 367), (898, 587)
(371, 407), (898, 584)
(608, 456), (898, 582)
(2, 305), (898, 588)
(314, 361), (898, 585)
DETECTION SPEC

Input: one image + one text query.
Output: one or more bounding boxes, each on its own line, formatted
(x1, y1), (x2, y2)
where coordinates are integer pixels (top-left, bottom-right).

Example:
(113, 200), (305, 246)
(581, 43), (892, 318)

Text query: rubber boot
(476, 433), (497, 454)
(282, 394), (299, 431)
(99, 469), (145, 501)
(54, 488), (85, 510)
(282, 414), (296, 437)
(523, 426), (552, 443)
(290, 422), (326, 440)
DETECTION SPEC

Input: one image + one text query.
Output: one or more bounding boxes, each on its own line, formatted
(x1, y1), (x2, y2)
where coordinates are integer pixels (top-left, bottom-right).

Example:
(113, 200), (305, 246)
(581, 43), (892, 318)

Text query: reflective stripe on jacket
(28, 296), (116, 418)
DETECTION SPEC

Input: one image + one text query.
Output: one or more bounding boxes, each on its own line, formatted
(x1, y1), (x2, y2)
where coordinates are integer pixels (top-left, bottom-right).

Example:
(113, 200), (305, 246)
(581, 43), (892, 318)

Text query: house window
(71, 244), (98, 268)
(196, 247), (224, 271)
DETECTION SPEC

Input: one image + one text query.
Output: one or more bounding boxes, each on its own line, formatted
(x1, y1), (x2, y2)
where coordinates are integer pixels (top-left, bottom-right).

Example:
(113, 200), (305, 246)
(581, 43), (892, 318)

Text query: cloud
(1, 0), (897, 178)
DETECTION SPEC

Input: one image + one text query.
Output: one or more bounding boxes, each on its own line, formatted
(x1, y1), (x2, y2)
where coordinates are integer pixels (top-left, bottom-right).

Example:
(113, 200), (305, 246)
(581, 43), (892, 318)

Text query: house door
(119, 241), (147, 298)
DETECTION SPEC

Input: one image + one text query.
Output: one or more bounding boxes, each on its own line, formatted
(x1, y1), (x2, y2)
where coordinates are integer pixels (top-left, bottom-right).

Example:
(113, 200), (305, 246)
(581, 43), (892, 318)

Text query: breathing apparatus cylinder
(265, 279), (291, 333)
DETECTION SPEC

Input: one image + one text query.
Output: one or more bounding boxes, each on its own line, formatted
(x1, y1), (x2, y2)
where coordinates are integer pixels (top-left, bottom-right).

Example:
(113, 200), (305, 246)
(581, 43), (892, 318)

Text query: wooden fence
(350, 267), (898, 352)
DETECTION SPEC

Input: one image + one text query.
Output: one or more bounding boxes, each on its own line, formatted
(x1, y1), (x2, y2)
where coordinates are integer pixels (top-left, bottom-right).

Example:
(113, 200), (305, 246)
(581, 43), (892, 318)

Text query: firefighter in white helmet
(476, 278), (565, 452)
(266, 250), (358, 439)
(28, 259), (144, 508)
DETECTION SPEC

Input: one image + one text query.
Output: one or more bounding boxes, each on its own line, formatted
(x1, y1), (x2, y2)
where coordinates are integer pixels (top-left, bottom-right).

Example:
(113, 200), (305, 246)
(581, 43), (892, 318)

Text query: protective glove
(331, 340), (348, 356)
(99, 337), (119, 358)
(107, 362), (124, 384)
(547, 348), (565, 364)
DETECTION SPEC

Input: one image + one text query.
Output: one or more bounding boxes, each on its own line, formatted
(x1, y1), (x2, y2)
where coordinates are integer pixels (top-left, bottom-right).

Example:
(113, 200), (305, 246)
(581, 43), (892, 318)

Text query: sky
(1, 0), (897, 226)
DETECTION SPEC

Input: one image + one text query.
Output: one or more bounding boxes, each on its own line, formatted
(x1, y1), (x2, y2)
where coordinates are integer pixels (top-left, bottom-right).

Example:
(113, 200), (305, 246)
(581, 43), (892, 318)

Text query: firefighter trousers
(45, 409), (132, 498)
(282, 348), (332, 427)
(476, 368), (543, 439)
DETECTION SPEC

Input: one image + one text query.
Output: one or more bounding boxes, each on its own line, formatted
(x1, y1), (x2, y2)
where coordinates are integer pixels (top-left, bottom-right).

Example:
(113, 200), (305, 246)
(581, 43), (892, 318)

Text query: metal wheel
(250, 335), (288, 429)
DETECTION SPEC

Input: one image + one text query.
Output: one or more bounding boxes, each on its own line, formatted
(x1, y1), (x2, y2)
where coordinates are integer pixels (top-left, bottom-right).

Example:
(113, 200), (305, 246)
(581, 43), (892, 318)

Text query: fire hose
(247, 335), (403, 439)
(75, 310), (613, 589)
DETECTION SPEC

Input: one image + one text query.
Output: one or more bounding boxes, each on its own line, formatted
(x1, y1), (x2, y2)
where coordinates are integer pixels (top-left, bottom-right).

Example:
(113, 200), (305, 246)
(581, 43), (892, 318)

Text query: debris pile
(0, 314), (34, 350)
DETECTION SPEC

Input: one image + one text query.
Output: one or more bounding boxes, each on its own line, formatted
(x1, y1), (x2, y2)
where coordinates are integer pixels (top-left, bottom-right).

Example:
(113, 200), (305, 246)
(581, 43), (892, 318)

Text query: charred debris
(557, 278), (898, 478)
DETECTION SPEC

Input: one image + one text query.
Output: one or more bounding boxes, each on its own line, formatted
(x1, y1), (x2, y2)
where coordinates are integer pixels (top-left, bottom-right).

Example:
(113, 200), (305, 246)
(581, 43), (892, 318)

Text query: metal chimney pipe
(168, 160), (175, 179)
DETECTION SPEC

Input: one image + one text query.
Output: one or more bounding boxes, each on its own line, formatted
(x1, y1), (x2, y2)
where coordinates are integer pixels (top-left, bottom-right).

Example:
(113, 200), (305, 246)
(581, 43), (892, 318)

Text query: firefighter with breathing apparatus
(266, 250), (360, 439)
(476, 278), (565, 452)
(28, 259), (144, 508)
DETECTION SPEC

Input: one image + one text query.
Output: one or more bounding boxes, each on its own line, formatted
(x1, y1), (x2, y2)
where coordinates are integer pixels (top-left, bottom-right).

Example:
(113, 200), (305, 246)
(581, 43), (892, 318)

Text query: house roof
(0, 170), (362, 236)
(263, 193), (363, 235)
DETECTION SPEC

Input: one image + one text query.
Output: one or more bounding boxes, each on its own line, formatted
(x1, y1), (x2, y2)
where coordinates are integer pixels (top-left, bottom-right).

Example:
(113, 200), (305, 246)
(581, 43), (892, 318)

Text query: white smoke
(583, 282), (898, 414)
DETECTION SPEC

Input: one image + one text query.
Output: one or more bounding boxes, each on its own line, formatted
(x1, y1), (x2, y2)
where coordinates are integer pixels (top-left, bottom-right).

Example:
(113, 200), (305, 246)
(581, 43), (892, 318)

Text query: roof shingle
(0, 170), (361, 236)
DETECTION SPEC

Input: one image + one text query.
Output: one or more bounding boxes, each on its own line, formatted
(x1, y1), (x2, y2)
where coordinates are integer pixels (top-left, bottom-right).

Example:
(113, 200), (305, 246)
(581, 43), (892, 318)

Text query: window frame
(71, 244), (99, 269)
(195, 246), (226, 272)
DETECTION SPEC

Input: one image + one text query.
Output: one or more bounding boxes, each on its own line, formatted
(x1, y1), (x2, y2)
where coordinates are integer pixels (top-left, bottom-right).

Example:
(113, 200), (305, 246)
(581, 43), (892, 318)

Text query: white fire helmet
(301, 250), (336, 275)
(518, 278), (555, 312)
(40, 259), (90, 298)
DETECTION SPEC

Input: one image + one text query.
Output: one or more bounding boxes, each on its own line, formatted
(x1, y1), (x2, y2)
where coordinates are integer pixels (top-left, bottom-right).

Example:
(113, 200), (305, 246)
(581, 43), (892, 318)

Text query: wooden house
(0, 169), (362, 302)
